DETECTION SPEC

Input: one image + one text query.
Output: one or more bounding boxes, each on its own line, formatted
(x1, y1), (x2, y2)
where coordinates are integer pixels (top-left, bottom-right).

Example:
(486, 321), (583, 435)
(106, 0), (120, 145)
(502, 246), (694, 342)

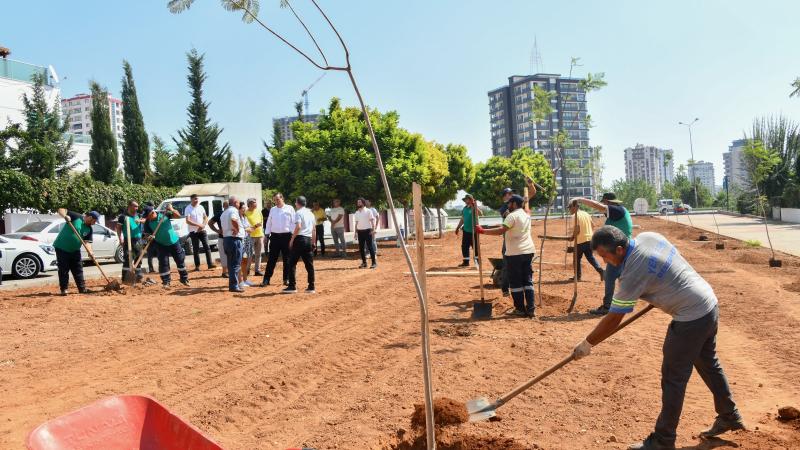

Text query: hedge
(0, 170), (178, 218)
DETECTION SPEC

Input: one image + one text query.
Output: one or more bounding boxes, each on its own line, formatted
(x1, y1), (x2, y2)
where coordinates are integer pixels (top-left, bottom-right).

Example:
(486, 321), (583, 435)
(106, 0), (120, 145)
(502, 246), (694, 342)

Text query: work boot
(700, 414), (746, 437)
(180, 279), (190, 287)
(628, 434), (675, 450)
(60, 289), (68, 296)
(78, 287), (89, 294)
(589, 305), (609, 315)
(458, 261), (469, 267)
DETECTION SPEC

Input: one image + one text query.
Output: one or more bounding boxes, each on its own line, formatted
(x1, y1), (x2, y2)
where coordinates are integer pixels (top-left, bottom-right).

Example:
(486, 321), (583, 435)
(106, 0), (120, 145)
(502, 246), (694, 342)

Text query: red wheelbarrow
(26, 395), (222, 450)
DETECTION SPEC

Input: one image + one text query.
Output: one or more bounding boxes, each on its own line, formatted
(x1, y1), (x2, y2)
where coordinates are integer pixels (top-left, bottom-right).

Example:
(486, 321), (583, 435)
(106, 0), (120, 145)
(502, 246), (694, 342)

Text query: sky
(4, 0), (800, 187)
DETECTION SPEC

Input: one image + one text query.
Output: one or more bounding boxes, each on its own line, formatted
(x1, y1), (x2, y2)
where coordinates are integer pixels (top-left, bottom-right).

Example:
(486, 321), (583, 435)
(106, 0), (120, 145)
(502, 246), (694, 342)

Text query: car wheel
(114, 245), (124, 263)
(13, 253), (41, 279)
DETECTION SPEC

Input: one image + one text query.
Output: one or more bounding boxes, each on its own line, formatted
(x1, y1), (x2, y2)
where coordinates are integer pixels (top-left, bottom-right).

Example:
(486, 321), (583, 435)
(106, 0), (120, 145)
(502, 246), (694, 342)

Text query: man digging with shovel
(53, 209), (99, 296)
(572, 226), (744, 449)
(142, 204), (189, 288)
(116, 200), (145, 284)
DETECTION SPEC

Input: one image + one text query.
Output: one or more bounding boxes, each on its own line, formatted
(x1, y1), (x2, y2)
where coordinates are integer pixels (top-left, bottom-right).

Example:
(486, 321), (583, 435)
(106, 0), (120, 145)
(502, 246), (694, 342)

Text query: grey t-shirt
(610, 232), (717, 322)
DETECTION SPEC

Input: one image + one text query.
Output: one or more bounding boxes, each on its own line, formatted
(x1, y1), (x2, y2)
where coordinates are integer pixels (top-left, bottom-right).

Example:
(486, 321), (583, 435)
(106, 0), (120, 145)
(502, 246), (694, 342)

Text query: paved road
(656, 213), (800, 257)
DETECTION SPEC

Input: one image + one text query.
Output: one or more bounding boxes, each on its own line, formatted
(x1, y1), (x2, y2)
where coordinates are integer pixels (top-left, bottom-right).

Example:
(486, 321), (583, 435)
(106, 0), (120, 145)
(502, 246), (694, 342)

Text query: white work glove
(572, 339), (593, 360)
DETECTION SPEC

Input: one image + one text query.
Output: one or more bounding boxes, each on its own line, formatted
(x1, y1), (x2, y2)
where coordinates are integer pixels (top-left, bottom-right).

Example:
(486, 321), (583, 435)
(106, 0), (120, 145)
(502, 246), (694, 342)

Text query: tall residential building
(723, 139), (750, 190)
(488, 73), (595, 209)
(623, 144), (674, 193)
(0, 57), (60, 127)
(273, 114), (321, 142)
(687, 160), (715, 196)
(61, 93), (124, 144)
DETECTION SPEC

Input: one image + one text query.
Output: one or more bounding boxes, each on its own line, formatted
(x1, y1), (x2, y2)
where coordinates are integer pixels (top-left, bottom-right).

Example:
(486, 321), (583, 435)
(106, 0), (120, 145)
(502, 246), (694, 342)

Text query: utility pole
(678, 118), (699, 208)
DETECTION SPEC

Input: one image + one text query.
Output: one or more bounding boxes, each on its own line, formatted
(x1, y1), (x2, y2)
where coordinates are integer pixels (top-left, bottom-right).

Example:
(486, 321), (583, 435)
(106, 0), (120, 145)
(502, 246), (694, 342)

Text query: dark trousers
(654, 306), (739, 442)
(189, 230), (213, 268)
(147, 243), (157, 272)
(603, 262), (623, 308)
(357, 229), (376, 264)
(288, 235), (315, 289)
(501, 240), (510, 292)
(314, 224), (326, 256)
(506, 253), (535, 314)
(55, 248), (84, 291)
(263, 232), (291, 284)
(461, 231), (476, 263)
(121, 237), (144, 282)
(156, 242), (188, 284)
(223, 236), (243, 290)
(575, 241), (603, 279)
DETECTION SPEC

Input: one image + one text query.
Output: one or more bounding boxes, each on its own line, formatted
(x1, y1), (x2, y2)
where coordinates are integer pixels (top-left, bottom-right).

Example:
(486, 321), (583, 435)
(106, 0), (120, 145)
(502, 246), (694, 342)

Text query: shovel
(467, 304), (654, 422)
(132, 214), (167, 271)
(123, 217), (137, 286)
(566, 212), (579, 313)
(59, 211), (122, 292)
(471, 204), (492, 319)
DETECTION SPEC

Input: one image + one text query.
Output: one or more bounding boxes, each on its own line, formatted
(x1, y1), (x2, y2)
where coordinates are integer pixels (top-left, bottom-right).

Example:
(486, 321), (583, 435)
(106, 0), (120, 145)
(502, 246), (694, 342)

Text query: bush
(0, 169), (177, 218)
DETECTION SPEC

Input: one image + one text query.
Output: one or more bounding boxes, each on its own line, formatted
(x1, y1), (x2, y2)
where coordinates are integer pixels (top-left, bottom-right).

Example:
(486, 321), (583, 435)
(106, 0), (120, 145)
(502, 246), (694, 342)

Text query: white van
(157, 183), (262, 254)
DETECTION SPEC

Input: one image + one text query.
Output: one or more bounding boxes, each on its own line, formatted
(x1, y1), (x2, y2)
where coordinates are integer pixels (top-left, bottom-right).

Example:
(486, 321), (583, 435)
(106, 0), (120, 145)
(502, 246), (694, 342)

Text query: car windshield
(158, 200), (191, 214)
(15, 221), (53, 232)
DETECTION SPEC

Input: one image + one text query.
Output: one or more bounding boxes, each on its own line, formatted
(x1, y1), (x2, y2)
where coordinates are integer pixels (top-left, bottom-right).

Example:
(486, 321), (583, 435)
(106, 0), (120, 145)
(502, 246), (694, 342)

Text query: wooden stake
(473, 202), (484, 301)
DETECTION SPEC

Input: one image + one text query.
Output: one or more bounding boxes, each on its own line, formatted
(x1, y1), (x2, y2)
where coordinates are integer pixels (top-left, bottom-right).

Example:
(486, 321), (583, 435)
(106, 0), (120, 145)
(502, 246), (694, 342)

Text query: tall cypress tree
(121, 60), (150, 183)
(174, 48), (232, 182)
(89, 81), (118, 183)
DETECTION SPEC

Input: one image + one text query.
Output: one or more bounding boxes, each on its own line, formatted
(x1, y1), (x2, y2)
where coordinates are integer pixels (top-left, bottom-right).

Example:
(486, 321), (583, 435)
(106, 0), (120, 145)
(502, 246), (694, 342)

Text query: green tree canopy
(469, 147), (556, 210)
(121, 60), (150, 184)
(424, 143), (475, 208)
(88, 81), (118, 183)
(609, 179), (658, 210)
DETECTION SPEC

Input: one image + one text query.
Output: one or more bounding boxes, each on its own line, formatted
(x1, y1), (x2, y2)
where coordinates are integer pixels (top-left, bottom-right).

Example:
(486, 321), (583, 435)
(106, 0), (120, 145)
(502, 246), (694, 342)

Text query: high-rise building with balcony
(688, 160), (716, 196)
(624, 144), (674, 193)
(0, 57), (60, 126)
(61, 93), (124, 144)
(273, 114), (321, 142)
(488, 73), (596, 209)
(723, 139), (750, 190)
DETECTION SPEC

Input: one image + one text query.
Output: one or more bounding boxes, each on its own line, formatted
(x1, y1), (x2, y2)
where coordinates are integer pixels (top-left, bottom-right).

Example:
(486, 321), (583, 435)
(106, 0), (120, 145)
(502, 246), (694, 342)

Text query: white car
(0, 235), (58, 279)
(3, 220), (124, 263)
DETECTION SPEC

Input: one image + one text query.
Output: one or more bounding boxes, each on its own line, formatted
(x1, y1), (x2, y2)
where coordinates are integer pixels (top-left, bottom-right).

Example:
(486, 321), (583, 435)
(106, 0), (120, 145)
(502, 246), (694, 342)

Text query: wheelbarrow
(488, 257), (505, 288)
(26, 395), (222, 450)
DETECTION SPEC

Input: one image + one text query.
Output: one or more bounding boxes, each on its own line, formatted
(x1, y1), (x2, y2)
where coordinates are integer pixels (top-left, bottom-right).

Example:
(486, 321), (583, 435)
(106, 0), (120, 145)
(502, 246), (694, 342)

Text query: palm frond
(220, 0), (260, 23)
(791, 77), (800, 98)
(167, 0), (195, 14)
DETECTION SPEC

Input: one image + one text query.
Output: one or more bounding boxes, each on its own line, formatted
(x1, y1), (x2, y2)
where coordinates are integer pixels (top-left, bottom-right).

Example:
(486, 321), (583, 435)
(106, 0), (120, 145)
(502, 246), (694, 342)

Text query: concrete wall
(774, 207), (800, 224)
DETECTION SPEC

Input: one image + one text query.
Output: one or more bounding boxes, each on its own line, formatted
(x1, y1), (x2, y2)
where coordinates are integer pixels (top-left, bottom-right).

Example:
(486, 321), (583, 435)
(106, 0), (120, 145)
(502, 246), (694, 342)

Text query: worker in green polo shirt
(142, 204), (189, 287)
(115, 200), (145, 283)
(53, 208), (99, 296)
(573, 192), (633, 315)
(454, 194), (481, 267)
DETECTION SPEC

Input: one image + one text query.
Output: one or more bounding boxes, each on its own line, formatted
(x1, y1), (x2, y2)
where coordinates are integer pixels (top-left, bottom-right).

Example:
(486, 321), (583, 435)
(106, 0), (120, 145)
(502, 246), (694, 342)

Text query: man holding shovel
(53, 209), (99, 296)
(116, 200), (144, 283)
(142, 204), (189, 287)
(454, 194), (481, 267)
(567, 199), (604, 282)
(572, 226), (743, 450)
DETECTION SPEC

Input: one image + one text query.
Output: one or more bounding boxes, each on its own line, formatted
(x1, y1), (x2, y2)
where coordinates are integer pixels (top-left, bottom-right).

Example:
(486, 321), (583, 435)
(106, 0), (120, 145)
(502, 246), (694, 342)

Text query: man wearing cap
(476, 191), (537, 317)
(116, 200), (145, 283)
(184, 194), (215, 271)
(572, 226), (743, 449)
(53, 208), (99, 295)
(496, 177), (537, 295)
(454, 194), (481, 267)
(142, 204), (189, 287)
(573, 192), (633, 315)
(284, 196), (317, 294)
(244, 198), (264, 276)
(567, 199), (604, 282)
(141, 202), (158, 273)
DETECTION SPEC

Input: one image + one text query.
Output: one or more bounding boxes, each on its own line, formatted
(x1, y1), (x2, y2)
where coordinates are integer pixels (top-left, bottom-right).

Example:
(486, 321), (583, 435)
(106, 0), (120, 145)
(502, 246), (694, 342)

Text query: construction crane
(301, 73), (326, 121)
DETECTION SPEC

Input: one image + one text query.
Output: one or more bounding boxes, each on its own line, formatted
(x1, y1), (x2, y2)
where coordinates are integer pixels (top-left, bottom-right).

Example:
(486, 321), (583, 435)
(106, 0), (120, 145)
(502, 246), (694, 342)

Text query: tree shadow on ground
(430, 314), (534, 324)
(169, 286), (229, 296)
(538, 312), (597, 323)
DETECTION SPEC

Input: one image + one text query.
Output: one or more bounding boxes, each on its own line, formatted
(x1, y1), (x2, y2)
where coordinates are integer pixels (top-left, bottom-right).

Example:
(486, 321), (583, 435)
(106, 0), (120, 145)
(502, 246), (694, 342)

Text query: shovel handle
(61, 212), (111, 284)
(133, 215), (167, 269)
(472, 203), (484, 301)
(494, 304), (654, 408)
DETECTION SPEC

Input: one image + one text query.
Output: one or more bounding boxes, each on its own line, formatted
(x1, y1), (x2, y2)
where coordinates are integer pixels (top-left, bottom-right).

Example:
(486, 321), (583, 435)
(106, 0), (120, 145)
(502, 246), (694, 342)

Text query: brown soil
(779, 406), (800, 420)
(411, 397), (468, 428)
(1, 216), (799, 449)
(784, 279), (800, 293)
(391, 427), (530, 450)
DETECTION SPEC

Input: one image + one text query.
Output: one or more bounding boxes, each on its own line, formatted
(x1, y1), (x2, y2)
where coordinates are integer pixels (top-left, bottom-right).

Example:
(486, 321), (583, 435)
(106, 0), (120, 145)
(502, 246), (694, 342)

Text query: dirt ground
(1, 216), (799, 449)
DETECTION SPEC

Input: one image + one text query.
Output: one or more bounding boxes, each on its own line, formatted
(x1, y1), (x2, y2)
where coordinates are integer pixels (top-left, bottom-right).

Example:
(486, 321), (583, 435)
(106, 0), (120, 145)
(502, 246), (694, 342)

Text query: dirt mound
(736, 252), (769, 265)
(778, 406), (800, 420)
(708, 429), (799, 450)
(390, 428), (531, 450)
(411, 397), (468, 428)
(783, 280), (800, 293)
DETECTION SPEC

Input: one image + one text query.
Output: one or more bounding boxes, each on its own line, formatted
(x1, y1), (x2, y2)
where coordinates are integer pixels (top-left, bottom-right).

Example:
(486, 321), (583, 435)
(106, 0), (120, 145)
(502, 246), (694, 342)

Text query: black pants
(288, 235), (315, 289)
(506, 253), (534, 314)
(121, 237), (144, 282)
(461, 231), (476, 263)
(189, 230), (213, 268)
(654, 306), (739, 443)
(575, 241), (603, 279)
(55, 248), (84, 291)
(501, 240), (510, 293)
(357, 229), (376, 265)
(147, 243), (157, 272)
(263, 232), (291, 284)
(314, 224), (326, 256)
(156, 242), (188, 284)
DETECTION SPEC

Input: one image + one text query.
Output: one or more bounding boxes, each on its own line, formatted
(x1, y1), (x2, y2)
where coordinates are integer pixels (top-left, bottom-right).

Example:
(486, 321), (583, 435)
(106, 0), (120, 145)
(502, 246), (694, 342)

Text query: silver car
(3, 220), (124, 263)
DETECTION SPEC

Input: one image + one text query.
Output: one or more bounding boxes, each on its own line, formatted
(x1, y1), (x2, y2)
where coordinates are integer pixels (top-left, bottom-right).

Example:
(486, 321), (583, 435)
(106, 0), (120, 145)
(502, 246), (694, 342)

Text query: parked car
(3, 220), (123, 263)
(0, 235), (58, 279)
(675, 204), (693, 214)
(658, 199), (692, 215)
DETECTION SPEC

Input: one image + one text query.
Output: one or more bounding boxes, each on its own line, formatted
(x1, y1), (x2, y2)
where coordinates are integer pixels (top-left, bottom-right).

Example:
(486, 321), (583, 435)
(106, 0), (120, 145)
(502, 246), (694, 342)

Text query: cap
(462, 193), (474, 201)
(508, 194), (525, 206)
(247, 197), (257, 204)
(601, 192), (623, 204)
(501, 187), (515, 195)
(142, 206), (155, 217)
(86, 211), (100, 221)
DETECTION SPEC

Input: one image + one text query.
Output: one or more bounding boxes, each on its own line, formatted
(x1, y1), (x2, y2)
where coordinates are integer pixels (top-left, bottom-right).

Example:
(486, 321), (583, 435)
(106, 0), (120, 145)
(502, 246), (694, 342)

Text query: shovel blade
(472, 301), (493, 320)
(466, 397), (496, 422)
(566, 292), (578, 313)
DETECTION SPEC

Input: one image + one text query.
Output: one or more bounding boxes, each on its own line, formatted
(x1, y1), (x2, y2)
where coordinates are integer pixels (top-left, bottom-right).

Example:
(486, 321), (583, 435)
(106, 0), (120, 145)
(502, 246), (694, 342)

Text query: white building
(624, 144), (674, 193)
(688, 160), (715, 196)
(61, 93), (124, 144)
(723, 139), (750, 190)
(0, 57), (60, 128)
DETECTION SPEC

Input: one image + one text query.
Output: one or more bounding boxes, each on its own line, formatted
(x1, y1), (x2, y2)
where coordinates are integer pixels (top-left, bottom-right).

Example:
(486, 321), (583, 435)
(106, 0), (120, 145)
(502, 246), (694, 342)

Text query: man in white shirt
(365, 199), (380, 258)
(354, 197), (377, 269)
(221, 195), (245, 293)
(284, 196), (317, 294)
(261, 192), (296, 287)
(328, 198), (346, 258)
(184, 194), (215, 271)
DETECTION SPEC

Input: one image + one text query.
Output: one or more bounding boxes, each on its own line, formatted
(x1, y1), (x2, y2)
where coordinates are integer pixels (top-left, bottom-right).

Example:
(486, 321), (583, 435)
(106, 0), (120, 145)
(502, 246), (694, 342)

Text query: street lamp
(678, 118), (699, 208)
